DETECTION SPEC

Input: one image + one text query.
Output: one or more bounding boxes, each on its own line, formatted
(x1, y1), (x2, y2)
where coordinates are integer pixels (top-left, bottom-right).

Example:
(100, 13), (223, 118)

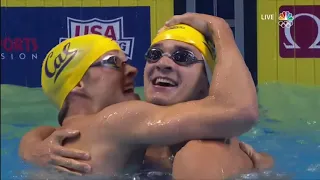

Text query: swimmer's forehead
(95, 50), (127, 62)
(151, 40), (200, 54)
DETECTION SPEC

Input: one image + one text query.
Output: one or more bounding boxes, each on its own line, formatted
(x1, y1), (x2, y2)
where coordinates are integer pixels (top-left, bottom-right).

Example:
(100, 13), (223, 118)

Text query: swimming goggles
(90, 55), (124, 69)
(145, 48), (204, 66)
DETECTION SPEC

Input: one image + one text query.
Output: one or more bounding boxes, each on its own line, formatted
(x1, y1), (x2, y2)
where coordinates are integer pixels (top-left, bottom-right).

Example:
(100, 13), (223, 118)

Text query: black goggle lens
(145, 48), (200, 66)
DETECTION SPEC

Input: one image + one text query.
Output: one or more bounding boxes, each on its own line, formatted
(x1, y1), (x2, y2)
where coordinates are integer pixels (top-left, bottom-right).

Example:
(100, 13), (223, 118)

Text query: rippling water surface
(1, 83), (319, 179)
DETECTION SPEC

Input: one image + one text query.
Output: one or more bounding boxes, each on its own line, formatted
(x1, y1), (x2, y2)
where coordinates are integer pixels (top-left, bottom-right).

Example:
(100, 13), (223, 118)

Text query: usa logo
(59, 17), (135, 60)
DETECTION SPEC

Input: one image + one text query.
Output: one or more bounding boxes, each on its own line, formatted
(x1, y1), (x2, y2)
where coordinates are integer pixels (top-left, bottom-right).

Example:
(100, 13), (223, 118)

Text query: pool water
(1, 83), (320, 179)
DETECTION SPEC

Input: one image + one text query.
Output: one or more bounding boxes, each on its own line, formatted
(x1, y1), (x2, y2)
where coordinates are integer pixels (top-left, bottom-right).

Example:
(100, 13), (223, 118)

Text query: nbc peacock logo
(278, 11), (294, 28)
(279, 5), (320, 58)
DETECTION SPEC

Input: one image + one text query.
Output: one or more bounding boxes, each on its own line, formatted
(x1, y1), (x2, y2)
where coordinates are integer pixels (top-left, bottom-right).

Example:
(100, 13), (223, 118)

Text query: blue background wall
(1, 7), (151, 87)
(1, 0), (257, 87)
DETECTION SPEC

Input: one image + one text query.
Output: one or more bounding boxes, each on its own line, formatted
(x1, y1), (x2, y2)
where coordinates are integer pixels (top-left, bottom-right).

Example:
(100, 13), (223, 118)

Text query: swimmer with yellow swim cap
(20, 14), (268, 179)
(144, 23), (216, 106)
(41, 34), (139, 125)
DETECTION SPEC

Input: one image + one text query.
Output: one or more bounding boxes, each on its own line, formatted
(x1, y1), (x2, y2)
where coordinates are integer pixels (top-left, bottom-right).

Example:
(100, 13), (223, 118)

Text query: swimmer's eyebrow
(174, 45), (193, 52)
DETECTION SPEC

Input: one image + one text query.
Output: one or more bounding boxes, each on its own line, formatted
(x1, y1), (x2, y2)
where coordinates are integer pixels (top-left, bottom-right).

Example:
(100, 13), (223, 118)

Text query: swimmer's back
(61, 114), (146, 176)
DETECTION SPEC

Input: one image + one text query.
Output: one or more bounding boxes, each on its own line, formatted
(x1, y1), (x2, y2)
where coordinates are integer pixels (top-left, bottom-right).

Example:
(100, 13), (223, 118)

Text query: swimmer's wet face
(144, 40), (209, 106)
(76, 50), (139, 108)
(42, 34), (140, 125)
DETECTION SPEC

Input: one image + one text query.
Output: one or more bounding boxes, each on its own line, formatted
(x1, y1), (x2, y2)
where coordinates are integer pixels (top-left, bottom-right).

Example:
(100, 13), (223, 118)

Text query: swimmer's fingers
(255, 153), (274, 170)
(52, 165), (83, 176)
(165, 14), (208, 33)
(48, 129), (80, 145)
(165, 13), (200, 26)
(239, 141), (255, 158)
(239, 142), (274, 170)
(165, 13), (222, 27)
(49, 155), (92, 174)
(52, 145), (90, 160)
(157, 26), (168, 34)
(165, 13), (232, 40)
(165, 13), (215, 36)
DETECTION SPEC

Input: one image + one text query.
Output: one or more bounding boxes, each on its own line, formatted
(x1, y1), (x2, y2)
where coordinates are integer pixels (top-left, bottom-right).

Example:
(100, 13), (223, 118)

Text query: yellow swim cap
(41, 34), (121, 109)
(152, 24), (216, 82)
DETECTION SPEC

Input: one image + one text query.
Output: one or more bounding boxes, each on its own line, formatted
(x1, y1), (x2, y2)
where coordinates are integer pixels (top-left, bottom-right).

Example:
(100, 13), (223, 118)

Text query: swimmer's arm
(101, 99), (256, 145)
(166, 14), (258, 112)
(19, 126), (56, 160)
(104, 21), (259, 143)
(165, 14), (258, 115)
(206, 18), (258, 122)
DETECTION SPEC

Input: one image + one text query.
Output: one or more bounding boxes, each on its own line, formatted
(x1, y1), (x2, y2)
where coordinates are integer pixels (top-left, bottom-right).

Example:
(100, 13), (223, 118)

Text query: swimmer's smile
(123, 83), (140, 100)
(151, 76), (178, 91)
(124, 89), (134, 93)
(123, 84), (134, 94)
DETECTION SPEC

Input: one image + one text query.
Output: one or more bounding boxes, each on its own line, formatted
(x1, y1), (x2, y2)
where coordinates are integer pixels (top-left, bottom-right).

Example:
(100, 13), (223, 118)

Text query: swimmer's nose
(125, 64), (138, 80)
(155, 56), (174, 73)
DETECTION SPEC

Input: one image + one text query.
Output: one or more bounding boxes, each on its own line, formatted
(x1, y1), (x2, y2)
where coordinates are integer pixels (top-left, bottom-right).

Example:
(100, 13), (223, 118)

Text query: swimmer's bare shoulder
(172, 138), (253, 179)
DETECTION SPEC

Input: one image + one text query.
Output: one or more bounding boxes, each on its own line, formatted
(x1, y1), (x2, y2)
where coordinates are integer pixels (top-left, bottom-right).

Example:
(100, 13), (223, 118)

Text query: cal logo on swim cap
(152, 24), (215, 82)
(41, 34), (121, 109)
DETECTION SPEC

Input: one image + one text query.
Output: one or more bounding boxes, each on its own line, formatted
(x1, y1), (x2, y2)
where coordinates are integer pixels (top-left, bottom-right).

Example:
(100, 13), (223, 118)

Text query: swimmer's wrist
(208, 19), (234, 44)
(211, 28), (237, 55)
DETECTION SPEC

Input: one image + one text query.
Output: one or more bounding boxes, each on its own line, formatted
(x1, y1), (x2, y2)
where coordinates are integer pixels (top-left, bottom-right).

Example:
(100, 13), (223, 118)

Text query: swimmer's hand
(239, 142), (274, 171)
(162, 13), (231, 42)
(21, 128), (92, 176)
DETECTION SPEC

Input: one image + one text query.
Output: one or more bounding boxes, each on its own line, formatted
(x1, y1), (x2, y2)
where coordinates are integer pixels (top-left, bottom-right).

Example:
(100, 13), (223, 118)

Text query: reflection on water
(1, 83), (320, 179)
(229, 170), (293, 180)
